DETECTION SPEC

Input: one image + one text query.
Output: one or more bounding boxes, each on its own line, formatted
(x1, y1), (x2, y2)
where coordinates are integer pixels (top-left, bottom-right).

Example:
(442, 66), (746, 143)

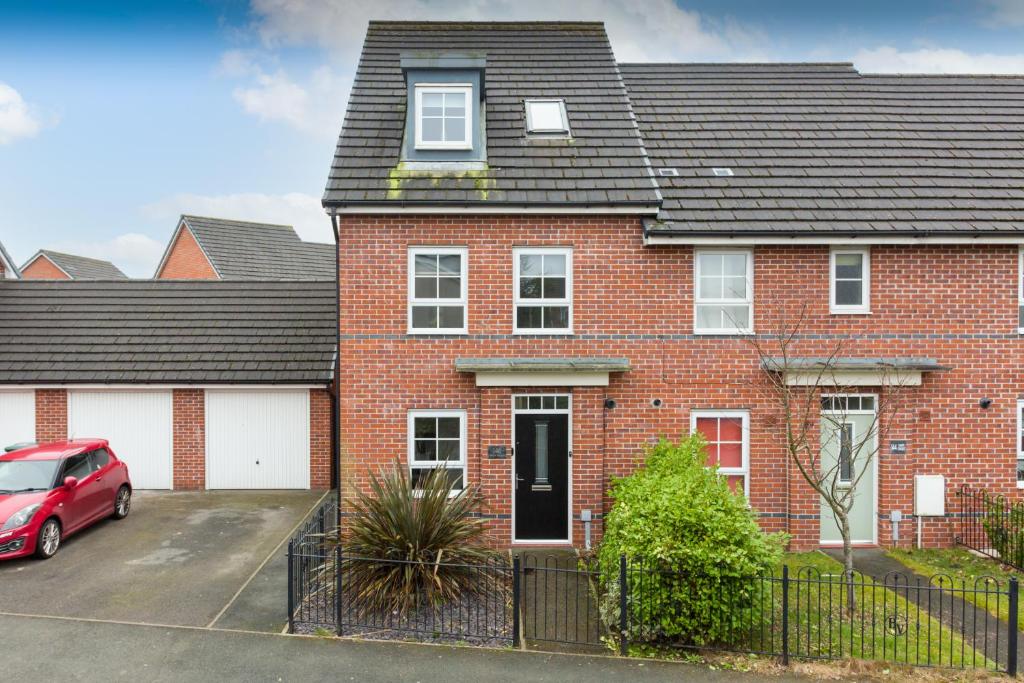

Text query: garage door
(206, 390), (310, 489)
(0, 391), (35, 449)
(68, 391), (173, 489)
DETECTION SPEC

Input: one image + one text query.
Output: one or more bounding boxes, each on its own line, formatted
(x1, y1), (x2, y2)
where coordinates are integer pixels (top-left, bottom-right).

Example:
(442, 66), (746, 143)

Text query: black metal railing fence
(957, 484), (1024, 572)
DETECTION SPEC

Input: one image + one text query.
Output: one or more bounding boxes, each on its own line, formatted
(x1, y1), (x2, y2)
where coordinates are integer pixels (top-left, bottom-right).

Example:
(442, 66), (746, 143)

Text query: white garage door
(68, 390), (173, 489)
(206, 390), (310, 489)
(0, 391), (35, 449)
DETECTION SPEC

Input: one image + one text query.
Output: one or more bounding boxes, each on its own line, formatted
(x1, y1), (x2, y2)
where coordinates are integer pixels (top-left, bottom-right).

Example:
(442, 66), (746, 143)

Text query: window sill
(1017, 481), (1024, 489)
(694, 329), (753, 336)
(830, 309), (872, 316)
(407, 329), (468, 336)
(414, 143), (474, 151)
(513, 329), (574, 336)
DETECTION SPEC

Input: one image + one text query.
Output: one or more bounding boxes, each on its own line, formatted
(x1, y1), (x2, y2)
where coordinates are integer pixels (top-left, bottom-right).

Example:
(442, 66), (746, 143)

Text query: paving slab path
(827, 548), (1024, 671)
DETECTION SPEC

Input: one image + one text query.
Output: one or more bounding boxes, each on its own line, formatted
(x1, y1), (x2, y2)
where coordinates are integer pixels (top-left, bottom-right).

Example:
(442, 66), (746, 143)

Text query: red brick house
(21, 250), (127, 280)
(0, 281), (336, 491)
(154, 215), (335, 280)
(0, 241), (18, 279)
(324, 21), (1024, 551)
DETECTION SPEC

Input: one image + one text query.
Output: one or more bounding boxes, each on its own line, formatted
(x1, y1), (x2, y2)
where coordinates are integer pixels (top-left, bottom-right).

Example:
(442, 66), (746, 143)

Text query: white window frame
(830, 247), (871, 314)
(694, 249), (754, 335)
(1018, 248), (1024, 334)
(407, 409), (467, 495)
(407, 247), (468, 334)
(414, 83), (473, 151)
(524, 99), (570, 135)
(690, 409), (750, 497)
(513, 247), (573, 335)
(1017, 400), (1024, 488)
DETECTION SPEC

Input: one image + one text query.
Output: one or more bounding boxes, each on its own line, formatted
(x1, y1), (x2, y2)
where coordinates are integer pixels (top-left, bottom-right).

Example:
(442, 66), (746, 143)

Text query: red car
(0, 439), (132, 560)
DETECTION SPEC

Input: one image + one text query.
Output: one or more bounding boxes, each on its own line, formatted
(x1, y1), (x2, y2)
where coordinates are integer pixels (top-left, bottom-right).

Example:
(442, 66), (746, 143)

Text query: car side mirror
(63, 476), (78, 489)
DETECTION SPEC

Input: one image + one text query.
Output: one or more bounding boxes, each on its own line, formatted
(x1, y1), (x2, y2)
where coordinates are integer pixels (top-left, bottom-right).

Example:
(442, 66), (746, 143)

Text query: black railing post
(619, 554), (628, 656)
(512, 556), (521, 648)
(1009, 577), (1019, 676)
(286, 540), (295, 634)
(335, 544), (343, 637)
(781, 564), (790, 666)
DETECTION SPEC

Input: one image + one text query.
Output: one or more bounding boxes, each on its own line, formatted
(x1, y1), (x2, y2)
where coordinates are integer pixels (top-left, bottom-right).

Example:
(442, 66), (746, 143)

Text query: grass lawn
(771, 551), (996, 669)
(888, 547), (1023, 630)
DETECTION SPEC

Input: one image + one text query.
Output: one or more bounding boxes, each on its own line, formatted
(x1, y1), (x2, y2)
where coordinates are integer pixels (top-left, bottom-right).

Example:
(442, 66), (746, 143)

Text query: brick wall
(22, 256), (70, 280)
(35, 389), (68, 442)
(310, 389), (333, 489)
(172, 389), (205, 489)
(156, 226), (218, 279)
(336, 214), (1023, 550)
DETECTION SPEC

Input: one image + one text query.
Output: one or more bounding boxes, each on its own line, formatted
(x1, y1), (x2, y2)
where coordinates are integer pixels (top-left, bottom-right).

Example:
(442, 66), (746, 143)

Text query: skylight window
(525, 100), (570, 135)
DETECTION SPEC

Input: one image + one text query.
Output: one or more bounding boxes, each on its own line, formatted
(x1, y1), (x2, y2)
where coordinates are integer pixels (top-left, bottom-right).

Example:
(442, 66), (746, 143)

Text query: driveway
(0, 490), (325, 629)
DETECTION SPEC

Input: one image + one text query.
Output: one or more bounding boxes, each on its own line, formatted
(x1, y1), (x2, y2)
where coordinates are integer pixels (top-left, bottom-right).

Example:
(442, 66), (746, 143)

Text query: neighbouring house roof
(23, 250), (127, 279)
(620, 63), (1024, 238)
(157, 216), (335, 280)
(323, 21), (660, 211)
(0, 281), (336, 384)
(0, 241), (18, 278)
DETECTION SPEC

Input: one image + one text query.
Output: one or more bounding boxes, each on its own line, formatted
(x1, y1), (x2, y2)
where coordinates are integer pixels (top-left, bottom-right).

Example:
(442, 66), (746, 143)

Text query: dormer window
(525, 99), (569, 135)
(414, 84), (473, 150)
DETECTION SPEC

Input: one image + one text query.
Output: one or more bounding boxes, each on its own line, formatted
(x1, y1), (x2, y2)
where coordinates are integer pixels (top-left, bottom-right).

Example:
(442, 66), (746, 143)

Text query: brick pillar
(310, 389), (332, 489)
(572, 386), (605, 548)
(35, 389), (67, 442)
(172, 389), (205, 490)
(478, 386), (512, 546)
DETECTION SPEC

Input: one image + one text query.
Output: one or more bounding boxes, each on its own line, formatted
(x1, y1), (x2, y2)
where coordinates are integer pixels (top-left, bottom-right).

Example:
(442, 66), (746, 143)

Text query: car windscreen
(0, 460), (60, 493)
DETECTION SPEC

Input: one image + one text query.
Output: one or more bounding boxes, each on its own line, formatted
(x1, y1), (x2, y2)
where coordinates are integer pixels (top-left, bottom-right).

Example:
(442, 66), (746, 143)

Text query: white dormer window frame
(525, 99), (570, 135)
(830, 247), (871, 315)
(414, 83), (473, 151)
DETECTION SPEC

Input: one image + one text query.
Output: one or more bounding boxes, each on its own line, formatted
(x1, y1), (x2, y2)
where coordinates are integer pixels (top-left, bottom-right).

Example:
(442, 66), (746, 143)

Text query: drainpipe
(331, 211), (342, 529)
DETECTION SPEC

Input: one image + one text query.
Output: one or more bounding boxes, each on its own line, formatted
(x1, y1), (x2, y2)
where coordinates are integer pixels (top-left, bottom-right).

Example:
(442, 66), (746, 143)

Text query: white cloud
(0, 82), (43, 145)
(143, 192), (333, 244)
(224, 0), (769, 135)
(853, 45), (1024, 73)
(49, 233), (165, 279)
(982, 0), (1024, 27)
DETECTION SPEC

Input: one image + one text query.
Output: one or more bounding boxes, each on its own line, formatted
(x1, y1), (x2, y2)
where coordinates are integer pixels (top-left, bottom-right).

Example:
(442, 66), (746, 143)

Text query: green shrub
(597, 435), (785, 647)
(982, 496), (1024, 568)
(338, 463), (500, 614)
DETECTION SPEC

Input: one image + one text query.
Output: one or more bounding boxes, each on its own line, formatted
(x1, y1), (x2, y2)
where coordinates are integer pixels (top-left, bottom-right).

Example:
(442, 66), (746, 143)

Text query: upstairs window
(414, 84), (472, 150)
(525, 99), (569, 135)
(1019, 248), (1024, 333)
(514, 247), (572, 334)
(408, 247), (467, 334)
(830, 248), (870, 314)
(694, 250), (753, 334)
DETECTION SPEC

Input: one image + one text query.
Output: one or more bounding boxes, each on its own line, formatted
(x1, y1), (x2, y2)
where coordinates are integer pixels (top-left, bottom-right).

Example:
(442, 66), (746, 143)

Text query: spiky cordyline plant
(336, 463), (499, 615)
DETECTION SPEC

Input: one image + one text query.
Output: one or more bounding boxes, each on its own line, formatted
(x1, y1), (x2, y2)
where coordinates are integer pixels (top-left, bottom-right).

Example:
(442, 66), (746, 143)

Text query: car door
(87, 448), (118, 514)
(58, 453), (96, 532)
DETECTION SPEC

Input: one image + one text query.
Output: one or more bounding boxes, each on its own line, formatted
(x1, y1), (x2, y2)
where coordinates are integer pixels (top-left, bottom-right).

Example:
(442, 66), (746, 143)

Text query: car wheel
(35, 519), (61, 559)
(113, 486), (132, 520)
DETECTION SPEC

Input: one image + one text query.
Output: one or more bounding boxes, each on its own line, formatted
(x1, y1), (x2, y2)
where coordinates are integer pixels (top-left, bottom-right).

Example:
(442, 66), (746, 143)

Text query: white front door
(67, 390), (173, 489)
(0, 391), (35, 449)
(205, 390), (310, 489)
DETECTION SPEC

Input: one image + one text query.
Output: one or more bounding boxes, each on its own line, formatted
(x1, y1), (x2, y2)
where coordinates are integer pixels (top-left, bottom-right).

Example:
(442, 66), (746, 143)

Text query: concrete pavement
(0, 613), (807, 682)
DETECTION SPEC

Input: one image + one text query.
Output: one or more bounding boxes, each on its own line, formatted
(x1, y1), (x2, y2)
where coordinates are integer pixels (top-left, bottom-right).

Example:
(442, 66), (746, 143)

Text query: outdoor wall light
(604, 398), (617, 410)
(979, 397), (993, 409)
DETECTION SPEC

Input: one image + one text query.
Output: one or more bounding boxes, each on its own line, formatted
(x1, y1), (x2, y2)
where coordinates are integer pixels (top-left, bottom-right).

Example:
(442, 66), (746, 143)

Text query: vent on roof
(657, 167), (679, 177)
(711, 167), (734, 177)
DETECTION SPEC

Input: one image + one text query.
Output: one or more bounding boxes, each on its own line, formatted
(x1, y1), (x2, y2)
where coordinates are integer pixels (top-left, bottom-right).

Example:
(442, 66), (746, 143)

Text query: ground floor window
(407, 409), (467, 492)
(691, 410), (749, 495)
(1018, 401), (1024, 487)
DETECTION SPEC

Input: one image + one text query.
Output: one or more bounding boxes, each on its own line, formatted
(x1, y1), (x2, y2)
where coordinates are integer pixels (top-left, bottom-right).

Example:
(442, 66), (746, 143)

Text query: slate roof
(27, 250), (127, 279)
(323, 21), (660, 209)
(0, 281), (336, 384)
(175, 216), (335, 280)
(0, 240), (18, 278)
(620, 63), (1024, 237)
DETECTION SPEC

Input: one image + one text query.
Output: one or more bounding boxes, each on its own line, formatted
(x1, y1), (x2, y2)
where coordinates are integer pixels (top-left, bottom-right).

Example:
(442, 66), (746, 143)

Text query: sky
(2, 0), (1024, 277)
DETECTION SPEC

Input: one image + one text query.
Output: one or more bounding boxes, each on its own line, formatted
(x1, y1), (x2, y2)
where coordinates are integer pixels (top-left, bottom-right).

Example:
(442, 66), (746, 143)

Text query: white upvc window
(694, 249), (753, 334)
(830, 247), (871, 314)
(1017, 400), (1024, 488)
(408, 247), (468, 334)
(414, 84), (473, 150)
(691, 410), (750, 496)
(525, 99), (570, 135)
(1018, 248), (1024, 334)
(513, 247), (572, 334)
(408, 410), (467, 493)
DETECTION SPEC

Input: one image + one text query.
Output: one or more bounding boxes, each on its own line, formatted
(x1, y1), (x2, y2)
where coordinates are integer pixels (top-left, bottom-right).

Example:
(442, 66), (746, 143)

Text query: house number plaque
(488, 445), (507, 459)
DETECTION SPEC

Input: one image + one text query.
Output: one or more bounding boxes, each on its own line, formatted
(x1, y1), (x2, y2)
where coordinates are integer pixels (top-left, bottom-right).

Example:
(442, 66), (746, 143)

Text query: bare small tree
(744, 304), (910, 587)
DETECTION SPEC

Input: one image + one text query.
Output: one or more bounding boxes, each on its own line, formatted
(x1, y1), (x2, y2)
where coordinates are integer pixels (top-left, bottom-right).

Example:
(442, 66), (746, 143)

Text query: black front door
(514, 413), (569, 541)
